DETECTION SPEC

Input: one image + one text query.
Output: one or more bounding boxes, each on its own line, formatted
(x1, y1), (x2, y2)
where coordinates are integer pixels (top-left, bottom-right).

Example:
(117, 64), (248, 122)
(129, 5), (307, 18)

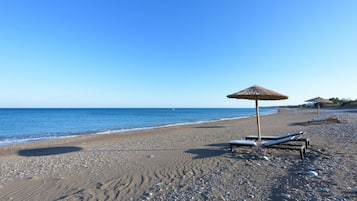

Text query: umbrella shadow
(206, 143), (229, 148)
(186, 143), (269, 160)
(18, 146), (83, 157)
(289, 121), (309, 126)
(185, 143), (229, 159)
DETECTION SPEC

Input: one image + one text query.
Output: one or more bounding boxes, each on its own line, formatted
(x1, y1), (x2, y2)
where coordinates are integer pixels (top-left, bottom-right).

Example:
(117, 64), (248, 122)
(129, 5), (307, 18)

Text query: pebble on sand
(307, 170), (318, 177)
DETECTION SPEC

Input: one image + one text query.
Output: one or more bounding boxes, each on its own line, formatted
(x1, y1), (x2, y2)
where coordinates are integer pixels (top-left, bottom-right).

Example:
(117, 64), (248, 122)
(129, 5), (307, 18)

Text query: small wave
(94, 110), (277, 136)
(0, 135), (78, 147)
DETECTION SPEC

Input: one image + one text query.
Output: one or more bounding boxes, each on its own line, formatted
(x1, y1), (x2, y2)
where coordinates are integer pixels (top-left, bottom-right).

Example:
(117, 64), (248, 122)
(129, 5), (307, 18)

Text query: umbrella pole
(255, 99), (261, 141)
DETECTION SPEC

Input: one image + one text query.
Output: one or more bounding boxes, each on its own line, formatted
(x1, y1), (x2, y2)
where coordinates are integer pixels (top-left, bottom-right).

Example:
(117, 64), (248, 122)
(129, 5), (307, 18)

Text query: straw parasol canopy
(305, 97), (333, 117)
(227, 85), (288, 141)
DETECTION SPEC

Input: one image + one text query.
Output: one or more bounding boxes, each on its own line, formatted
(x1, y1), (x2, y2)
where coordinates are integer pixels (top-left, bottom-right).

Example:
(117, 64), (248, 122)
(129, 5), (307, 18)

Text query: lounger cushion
(261, 136), (296, 147)
(245, 131), (304, 140)
(229, 140), (257, 146)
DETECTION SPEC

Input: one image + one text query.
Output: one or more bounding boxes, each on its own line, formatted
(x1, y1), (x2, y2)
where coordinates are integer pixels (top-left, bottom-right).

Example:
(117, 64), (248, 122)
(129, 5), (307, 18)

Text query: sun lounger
(261, 136), (306, 159)
(245, 131), (310, 149)
(308, 116), (340, 124)
(229, 135), (307, 159)
(229, 140), (257, 151)
(245, 131), (304, 140)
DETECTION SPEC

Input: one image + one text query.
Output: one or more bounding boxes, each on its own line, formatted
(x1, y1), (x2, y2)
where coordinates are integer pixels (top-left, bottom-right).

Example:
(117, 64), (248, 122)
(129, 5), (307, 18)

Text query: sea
(0, 108), (277, 147)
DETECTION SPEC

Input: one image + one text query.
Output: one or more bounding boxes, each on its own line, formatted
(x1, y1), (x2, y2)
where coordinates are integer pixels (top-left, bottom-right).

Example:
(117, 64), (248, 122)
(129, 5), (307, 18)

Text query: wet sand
(0, 109), (356, 200)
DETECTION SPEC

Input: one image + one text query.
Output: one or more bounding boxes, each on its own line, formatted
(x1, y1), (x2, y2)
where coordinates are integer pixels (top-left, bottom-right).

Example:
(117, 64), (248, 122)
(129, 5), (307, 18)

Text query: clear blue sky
(1, 0), (356, 108)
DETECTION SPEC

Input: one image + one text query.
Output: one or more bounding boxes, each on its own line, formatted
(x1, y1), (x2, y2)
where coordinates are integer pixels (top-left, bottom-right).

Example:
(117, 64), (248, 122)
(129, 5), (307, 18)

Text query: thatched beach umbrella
(227, 85), (288, 141)
(305, 97), (333, 117)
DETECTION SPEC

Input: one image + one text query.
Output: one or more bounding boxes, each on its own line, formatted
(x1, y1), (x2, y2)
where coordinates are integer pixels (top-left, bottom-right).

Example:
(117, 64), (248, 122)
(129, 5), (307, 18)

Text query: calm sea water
(0, 108), (277, 147)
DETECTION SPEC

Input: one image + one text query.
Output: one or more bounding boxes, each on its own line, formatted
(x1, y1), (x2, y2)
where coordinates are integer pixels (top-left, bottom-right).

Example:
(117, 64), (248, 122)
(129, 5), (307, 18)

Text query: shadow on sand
(185, 143), (228, 159)
(193, 126), (226, 129)
(18, 146), (83, 157)
(288, 121), (309, 126)
(186, 143), (271, 160)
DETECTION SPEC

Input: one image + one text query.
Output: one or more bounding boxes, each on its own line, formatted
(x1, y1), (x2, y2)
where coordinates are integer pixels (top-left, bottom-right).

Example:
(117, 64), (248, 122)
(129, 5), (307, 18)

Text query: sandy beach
(0, 108), (356, 200)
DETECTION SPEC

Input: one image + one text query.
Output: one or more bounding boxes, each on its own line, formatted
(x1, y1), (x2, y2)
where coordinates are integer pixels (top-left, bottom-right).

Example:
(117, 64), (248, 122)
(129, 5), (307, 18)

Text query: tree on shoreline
(294, 98), (357, 108)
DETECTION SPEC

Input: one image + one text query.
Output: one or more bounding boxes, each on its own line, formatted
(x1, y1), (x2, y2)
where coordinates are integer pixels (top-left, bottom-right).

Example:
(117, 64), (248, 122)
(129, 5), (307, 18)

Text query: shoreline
(1, 108), (356, 200)
(0, 108), (278, 148)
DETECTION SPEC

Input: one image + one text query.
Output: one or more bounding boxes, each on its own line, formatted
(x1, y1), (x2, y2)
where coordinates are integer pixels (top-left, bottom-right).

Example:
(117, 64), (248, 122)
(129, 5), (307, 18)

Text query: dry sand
(0, 109), (356, 201)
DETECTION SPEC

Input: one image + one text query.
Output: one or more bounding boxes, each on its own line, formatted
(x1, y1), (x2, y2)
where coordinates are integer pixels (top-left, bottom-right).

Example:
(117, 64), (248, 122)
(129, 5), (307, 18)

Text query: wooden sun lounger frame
(262, 143), (306, 159)
(229, 135), (307, 159)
